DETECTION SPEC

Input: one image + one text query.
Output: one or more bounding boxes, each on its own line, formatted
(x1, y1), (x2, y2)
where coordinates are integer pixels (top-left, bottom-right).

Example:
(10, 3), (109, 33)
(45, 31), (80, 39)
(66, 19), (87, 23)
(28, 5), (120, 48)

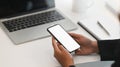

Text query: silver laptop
(57, 61), (114, 67)
(0, 0), (77, 44)
(75, 61), (114, 67)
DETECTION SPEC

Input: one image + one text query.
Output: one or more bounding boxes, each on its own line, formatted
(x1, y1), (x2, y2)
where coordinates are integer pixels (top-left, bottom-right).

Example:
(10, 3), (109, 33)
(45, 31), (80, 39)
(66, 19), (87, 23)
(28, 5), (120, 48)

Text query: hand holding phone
(47, 25), (80, 52)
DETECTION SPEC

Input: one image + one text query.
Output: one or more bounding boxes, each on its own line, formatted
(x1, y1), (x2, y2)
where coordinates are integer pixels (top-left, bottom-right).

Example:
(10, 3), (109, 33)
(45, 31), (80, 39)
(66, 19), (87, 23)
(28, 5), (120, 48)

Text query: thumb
(58, 45), (68, 52)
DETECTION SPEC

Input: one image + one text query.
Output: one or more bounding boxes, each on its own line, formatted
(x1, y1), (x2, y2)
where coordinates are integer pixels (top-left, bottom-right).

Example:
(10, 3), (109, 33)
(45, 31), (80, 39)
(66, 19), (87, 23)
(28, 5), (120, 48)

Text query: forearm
(98, 39), (120, 61)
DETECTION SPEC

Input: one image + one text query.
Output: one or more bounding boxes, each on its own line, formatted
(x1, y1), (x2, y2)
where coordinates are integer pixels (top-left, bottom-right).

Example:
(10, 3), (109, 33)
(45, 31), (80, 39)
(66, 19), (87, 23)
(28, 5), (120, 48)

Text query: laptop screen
(0, 0), (55, 19)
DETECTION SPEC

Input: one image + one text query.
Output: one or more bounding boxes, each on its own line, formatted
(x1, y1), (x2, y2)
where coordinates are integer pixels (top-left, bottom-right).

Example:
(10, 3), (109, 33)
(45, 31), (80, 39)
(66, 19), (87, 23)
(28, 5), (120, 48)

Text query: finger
(75, 49), (83, 55)
(69, 33), (83, 38)
(75, 51), (82, 55)
(52, 37), (60, 51)
(75, 49), (88, 55)
(58, 45), (68, 52)
(56, 42), (61, 45)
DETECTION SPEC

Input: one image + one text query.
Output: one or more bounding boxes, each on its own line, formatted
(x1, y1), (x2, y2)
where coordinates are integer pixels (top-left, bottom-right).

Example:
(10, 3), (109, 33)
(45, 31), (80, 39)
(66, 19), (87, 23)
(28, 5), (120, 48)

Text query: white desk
(0, 0), (119, 67)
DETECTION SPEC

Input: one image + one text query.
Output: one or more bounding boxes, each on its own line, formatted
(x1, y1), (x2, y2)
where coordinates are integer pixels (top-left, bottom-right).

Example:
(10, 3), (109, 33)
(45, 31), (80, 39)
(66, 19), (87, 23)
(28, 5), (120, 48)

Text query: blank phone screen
(48, 25), (80, 52)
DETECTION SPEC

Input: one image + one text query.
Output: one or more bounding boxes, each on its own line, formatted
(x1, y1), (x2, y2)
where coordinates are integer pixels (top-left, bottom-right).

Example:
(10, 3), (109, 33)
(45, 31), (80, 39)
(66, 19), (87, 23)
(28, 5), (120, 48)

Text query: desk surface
(0, 0), (119, 67)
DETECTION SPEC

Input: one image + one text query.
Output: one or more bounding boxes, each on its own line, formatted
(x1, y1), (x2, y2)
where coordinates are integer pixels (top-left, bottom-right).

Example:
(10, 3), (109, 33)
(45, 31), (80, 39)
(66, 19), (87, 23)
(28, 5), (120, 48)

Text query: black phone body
(47, 24), (80, 52)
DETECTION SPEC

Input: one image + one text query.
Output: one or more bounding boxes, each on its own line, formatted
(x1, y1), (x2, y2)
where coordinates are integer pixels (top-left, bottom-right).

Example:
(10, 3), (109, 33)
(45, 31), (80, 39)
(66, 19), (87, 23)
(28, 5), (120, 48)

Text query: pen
(97, 21), (110, 36)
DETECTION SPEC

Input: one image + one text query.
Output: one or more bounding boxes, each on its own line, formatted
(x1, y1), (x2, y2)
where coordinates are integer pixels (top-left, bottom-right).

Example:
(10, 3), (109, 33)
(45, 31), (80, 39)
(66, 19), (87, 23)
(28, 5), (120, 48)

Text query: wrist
(63, 64), (74, 67)
(63, 65), (72, 67)
(69, 65), (75, 67)
(91, 41), (99, 53)
(63, 61), (74, 67)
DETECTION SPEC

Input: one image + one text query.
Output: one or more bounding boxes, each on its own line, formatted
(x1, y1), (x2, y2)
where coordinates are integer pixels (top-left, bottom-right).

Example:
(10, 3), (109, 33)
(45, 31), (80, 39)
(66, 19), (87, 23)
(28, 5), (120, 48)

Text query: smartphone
(47, 24), (80, 52)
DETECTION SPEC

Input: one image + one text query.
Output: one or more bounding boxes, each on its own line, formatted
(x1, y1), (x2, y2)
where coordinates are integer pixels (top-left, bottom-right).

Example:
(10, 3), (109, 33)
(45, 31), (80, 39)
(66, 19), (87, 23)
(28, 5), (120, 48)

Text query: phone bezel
(47, 24), (80, 53)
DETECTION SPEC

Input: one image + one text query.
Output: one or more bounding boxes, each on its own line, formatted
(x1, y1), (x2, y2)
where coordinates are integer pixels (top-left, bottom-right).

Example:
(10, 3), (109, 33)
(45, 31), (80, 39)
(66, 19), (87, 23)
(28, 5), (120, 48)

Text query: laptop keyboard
(2, 10), (65, 32)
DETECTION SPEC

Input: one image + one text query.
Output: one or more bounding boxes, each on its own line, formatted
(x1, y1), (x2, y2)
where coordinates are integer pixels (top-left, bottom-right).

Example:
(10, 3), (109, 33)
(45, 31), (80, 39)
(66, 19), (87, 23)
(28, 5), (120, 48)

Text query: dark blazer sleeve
(70, 39), (120, 67)
(97, 39), (120, 61)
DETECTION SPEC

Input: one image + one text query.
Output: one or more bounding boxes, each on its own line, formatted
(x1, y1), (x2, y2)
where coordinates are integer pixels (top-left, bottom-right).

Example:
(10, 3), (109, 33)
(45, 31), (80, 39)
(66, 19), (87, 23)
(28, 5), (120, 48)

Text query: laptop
(57, 61), (114, 67)
(0, 0), (77, 44)
(75, 61), (114, 67)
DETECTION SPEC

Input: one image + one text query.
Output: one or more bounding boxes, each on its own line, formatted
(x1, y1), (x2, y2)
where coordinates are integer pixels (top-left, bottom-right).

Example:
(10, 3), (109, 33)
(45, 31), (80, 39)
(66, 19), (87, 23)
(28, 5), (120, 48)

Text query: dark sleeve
(98, 39), (120, 61)
(112, 61), (120, 67)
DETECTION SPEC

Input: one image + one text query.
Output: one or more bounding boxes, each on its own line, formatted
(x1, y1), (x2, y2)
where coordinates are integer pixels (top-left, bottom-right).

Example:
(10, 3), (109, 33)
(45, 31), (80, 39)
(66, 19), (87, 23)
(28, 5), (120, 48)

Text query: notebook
(78, 17), (120, 40)
(105, 0), (120, 15)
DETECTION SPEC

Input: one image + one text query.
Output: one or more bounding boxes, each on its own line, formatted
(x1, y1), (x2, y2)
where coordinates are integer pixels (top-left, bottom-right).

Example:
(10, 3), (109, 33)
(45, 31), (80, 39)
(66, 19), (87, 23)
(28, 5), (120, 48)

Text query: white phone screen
(47, 25), (80, 52)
